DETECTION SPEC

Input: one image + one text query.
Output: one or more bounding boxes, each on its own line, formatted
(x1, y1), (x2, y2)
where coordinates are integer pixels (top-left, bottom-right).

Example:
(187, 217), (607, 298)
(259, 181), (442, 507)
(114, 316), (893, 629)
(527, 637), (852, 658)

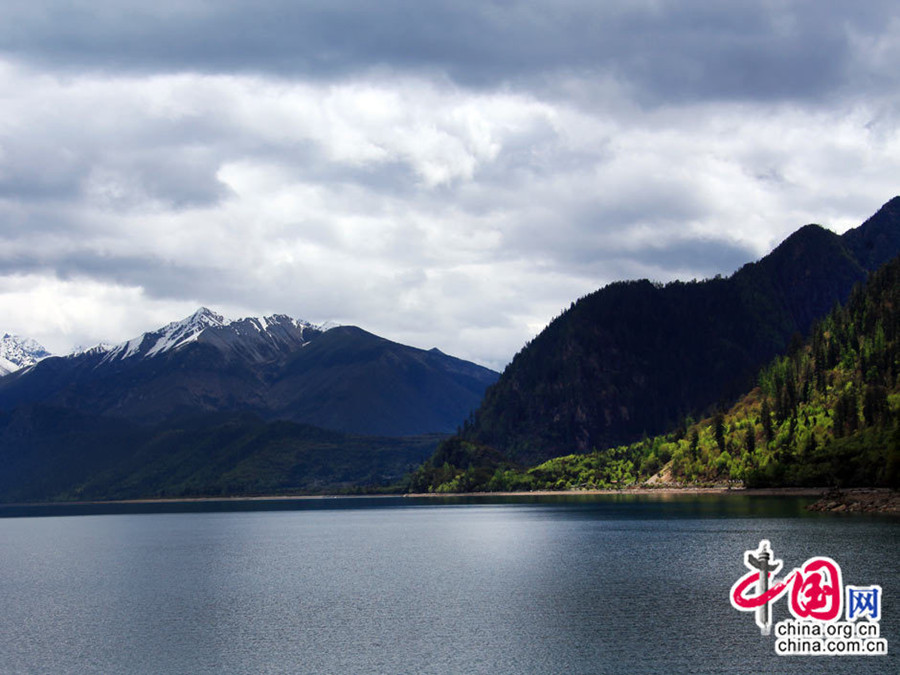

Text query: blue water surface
(0, 494), (896, 674)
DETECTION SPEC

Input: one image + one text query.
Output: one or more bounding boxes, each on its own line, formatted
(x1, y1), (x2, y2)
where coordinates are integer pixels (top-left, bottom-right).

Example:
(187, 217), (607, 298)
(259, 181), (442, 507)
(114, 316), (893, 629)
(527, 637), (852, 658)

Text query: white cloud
(0, 274), (198, 354)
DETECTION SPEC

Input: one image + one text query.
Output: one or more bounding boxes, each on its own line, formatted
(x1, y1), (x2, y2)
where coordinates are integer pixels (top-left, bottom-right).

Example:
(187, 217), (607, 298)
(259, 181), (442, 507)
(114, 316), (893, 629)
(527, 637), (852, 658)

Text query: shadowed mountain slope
(456, 197), (900, 464)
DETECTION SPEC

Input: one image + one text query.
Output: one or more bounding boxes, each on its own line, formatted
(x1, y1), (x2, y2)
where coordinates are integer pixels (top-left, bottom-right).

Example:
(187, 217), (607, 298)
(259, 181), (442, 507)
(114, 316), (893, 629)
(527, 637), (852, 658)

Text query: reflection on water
(0, 496), (896, 674)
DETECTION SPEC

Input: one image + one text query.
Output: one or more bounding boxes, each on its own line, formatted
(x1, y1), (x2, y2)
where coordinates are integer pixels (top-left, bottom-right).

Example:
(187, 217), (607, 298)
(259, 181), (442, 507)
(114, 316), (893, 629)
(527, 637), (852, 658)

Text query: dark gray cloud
(2, 0), (896, 104)
(626, 238), (758, 280)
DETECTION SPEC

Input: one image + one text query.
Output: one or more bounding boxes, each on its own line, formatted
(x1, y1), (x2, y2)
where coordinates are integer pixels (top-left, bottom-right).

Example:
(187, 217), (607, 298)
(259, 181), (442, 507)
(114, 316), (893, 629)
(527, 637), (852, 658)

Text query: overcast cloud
(1, 0), (898, 369)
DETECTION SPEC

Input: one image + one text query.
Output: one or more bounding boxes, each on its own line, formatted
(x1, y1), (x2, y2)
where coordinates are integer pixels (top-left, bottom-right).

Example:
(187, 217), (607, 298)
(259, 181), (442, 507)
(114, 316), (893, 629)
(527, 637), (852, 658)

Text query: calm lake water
(0, 494), (897, 674)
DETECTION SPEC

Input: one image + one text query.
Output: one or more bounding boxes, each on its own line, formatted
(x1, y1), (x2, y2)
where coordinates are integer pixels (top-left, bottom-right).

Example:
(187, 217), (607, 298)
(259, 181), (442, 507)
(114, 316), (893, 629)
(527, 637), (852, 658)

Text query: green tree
(714, 412), (726, 454)
(760, 400), (773, 441)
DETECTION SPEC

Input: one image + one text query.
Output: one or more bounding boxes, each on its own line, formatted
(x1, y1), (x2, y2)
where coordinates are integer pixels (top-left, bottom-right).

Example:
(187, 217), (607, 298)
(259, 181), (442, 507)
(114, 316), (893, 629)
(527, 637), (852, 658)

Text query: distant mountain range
(0, 309), (499, 501)
(450, 196), (900, 465)
(0, 308), (498, 436)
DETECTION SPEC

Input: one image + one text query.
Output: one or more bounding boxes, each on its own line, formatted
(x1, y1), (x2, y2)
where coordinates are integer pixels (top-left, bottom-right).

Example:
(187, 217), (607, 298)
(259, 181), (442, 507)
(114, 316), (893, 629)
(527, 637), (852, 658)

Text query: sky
(1, 1), (898, 370)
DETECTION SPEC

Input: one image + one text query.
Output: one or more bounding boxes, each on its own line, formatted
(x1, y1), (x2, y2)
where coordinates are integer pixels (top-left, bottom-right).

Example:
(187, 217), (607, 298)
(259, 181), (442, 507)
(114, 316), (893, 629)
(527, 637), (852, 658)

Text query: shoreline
(0, 485), (860, 506)
(0, 493), (394, 507)
(406, 486), (899, 513)
(2, 487), (896, 513)
(402, 486), (828, 498)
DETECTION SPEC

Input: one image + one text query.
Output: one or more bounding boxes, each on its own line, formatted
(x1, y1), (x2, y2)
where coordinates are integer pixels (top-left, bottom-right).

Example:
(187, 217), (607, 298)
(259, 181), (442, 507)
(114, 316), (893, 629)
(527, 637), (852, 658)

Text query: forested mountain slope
(453, 198), (899, 465)
(411, 253), (900, 492)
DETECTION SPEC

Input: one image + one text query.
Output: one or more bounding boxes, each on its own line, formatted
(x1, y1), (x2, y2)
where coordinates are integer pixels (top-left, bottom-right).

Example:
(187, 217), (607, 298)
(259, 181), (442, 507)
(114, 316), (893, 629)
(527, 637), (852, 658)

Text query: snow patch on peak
(317, 321), (342, 332)
(191, 307), (229, 325)
(0, 333), (52, 375)
(104, 307), (233, 362)
(70, 342), (115, 357)
(144, 308), (232, 358)
(147, 307), (231, 356)
(100, 308), (323, 364)
(275, 314), (313, 329)
(243, 313), (315, 332)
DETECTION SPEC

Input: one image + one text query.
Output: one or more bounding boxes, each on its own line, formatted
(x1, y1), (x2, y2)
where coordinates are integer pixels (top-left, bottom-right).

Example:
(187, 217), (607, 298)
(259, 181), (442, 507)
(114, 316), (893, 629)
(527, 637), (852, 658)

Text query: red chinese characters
(789, 558), (842, 621)
(731, 556), (843, 622)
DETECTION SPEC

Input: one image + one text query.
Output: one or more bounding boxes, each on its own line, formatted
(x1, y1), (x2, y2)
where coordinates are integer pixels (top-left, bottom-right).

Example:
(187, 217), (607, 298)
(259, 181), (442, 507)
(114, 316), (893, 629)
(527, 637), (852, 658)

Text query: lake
(0, 494), (897, 674)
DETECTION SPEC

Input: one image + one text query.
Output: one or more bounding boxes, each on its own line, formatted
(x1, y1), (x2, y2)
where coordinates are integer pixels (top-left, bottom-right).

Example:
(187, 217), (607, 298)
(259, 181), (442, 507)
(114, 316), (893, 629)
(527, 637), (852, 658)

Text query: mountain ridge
(451, 197), (900, 465)
(0, 308), (497, 501)
(0, 310), (498, 436)
(410, 251), (900, 493)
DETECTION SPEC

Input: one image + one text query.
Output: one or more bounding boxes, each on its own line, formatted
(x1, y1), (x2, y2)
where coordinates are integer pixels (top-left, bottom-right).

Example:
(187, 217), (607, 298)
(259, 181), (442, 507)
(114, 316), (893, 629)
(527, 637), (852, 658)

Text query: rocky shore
(806, 488), (899, 514)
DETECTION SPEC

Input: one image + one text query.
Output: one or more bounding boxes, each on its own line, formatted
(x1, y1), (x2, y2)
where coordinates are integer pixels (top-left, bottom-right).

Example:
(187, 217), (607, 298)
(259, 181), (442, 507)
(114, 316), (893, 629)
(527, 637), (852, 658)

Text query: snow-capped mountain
(99, 307), (327, 364)
(102, 307), (232, 361)
(0, 334), (52, 376)
(0, 308), (498, 436)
